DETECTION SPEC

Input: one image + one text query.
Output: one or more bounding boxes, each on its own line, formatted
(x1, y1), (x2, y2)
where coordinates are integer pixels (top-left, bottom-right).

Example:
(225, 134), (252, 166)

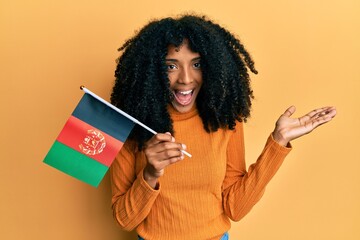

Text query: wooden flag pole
(80, 86), (192, 158)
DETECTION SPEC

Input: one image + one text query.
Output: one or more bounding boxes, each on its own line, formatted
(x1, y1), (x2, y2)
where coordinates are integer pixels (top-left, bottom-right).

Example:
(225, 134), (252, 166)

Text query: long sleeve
(110, 140), (160, 231)
(222, 123), (292, 221)
(109, 107), (292, 239)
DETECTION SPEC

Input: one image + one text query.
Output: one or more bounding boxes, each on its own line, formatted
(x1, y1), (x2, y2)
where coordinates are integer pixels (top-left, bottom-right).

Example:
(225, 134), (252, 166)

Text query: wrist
(272, 131), (289, 147)
(143, 167), (159, 189)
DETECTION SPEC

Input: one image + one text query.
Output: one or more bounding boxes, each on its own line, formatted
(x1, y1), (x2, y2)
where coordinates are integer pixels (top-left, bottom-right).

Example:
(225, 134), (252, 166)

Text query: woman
(109, 14), (336, 240)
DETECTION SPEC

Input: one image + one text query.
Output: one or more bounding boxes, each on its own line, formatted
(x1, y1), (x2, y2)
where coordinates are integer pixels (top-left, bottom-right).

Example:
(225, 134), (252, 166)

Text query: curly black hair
(111, 14), (258, 150)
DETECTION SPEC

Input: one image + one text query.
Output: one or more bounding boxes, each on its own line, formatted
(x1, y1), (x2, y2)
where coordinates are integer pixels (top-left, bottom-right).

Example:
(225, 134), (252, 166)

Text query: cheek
(195, 72), (203, 85)
(168, 73), (177, 89)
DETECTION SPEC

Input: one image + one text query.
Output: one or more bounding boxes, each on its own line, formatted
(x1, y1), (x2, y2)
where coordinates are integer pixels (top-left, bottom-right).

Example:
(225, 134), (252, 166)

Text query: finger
(156, 133), (175, 142)
(309, 114), (335, 129)
(317, 108), (337, 121)
(156, 142), (185, 154)
(316, 107), (337, 118)
(159, 149), (185, 163)
(306, 108), (336, 130)
(298, 107), (329, 124)
(303, 107), (336, 124)
(282, 105), (296, 117)
(326, 107), (337, 118)
(145, 141), (185, 159)
(148, 148), (185, 168)
(161, 155), (184, 166)
(146, 132), (175, 147)
(306, 107), (333, 119)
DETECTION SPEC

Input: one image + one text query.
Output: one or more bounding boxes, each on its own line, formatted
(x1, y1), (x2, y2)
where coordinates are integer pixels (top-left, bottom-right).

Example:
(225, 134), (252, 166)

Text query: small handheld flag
(44, 86), (191, 187)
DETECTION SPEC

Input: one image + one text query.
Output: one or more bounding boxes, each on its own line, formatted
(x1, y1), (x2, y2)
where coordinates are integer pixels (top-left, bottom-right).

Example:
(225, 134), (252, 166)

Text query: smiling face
(166, 41), (203, 113)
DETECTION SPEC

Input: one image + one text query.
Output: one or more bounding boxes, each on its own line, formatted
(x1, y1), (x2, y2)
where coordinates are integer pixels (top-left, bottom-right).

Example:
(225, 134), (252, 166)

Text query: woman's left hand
(272, 106), (337, 146)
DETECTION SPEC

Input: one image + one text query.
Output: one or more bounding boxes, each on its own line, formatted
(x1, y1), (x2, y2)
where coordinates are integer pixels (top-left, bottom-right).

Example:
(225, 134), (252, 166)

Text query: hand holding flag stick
(80, 86), (192, 158)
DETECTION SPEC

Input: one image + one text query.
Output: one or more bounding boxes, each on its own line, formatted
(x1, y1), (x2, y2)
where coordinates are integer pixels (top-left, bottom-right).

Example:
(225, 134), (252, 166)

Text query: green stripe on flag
(44, 141), (109, 187)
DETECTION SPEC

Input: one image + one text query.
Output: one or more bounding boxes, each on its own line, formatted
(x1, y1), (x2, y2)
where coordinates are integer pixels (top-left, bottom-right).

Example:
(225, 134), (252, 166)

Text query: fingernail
(172, 137), (175, 142)
(182, 144), (187, 149)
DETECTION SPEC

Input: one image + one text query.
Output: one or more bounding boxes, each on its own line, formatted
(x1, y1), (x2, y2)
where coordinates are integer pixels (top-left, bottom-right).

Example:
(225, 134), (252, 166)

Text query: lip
(172, 89), (194, 106)
(175, 89), (194, 95)
(176, 89), (193, 95)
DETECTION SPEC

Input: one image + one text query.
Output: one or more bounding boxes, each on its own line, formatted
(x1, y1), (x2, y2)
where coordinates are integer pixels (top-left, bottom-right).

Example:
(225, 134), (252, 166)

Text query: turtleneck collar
(167, 104), (198, 121)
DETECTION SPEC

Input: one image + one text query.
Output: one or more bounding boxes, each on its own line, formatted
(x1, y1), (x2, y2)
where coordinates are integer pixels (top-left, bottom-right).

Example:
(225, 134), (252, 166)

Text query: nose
(178, 67), (193, 84)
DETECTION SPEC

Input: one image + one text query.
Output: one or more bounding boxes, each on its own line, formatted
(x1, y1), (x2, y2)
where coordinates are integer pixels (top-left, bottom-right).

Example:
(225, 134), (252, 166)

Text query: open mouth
(173, 89), (194, 106)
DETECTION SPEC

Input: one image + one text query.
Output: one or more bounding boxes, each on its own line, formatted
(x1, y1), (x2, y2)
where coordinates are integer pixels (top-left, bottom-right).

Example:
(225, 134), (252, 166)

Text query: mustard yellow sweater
(110, 106), (291, 240)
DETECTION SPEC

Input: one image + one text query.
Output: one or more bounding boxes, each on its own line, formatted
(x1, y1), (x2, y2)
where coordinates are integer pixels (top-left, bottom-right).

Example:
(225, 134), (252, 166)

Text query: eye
(193, 62), (201, 69)
(167, 64), (177, 70)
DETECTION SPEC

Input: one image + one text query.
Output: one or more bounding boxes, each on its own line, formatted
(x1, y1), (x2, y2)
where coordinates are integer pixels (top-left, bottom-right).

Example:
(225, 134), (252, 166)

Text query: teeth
(178, 90), (192, 95)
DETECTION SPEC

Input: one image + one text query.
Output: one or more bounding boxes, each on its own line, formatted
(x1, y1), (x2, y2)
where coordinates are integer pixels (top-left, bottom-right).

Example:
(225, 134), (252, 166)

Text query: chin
(171, 102), (194, 113)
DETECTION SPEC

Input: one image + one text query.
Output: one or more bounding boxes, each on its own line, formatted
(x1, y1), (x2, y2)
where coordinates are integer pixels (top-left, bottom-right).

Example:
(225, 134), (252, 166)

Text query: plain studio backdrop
(1, 0), (359, 239)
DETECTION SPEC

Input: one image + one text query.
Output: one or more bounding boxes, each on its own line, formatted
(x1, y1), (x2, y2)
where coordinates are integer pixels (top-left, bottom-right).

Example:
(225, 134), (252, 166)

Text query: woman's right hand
(143, 132), (186, 189)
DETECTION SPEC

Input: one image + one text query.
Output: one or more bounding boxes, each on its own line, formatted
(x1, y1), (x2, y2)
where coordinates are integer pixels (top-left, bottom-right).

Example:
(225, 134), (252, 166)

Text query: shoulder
(230, 120), (244, 134)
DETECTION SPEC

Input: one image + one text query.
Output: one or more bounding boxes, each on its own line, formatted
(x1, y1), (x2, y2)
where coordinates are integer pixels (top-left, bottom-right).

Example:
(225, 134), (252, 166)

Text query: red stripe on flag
(56, 116), (123, 167)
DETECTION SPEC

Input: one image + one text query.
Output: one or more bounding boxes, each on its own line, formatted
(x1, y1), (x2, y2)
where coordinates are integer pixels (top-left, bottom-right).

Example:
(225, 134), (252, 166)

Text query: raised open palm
(272, 106), (337, 146)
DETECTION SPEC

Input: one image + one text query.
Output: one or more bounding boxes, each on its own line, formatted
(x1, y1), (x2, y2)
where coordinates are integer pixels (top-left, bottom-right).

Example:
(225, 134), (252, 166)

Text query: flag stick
(80, 86), (192, 158)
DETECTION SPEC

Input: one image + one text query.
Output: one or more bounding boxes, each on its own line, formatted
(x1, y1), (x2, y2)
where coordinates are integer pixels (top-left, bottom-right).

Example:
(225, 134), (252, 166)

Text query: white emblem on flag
(79, 129), (106, 155)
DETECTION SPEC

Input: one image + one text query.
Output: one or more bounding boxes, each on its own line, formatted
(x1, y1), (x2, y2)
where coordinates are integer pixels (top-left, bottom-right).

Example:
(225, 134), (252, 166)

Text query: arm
(222, 123), (291, 221)
(222, 106), (336, 221)
(110, 140), (160, 231)
(110, 133), (185, 231)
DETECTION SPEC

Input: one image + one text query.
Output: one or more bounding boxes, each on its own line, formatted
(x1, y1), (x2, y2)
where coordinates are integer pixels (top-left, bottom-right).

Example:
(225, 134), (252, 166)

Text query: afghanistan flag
(43, 90), (135, 187)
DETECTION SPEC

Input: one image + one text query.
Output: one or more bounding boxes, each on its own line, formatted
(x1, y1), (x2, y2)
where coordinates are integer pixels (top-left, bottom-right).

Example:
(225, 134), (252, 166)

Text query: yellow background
(1, 0), (359, 239)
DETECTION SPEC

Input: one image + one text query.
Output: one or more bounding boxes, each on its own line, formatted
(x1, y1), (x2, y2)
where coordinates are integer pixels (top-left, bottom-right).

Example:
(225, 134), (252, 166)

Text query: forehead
(166, 41), (200, 59)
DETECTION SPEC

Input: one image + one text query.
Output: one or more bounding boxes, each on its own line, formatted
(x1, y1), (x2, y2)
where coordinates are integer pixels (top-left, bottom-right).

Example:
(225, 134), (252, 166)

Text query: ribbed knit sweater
(110, 105), (291, 240)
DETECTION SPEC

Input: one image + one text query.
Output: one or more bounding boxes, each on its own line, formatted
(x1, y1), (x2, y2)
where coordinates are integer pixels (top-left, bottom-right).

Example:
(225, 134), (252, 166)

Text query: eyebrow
(165, 57), (201, 62)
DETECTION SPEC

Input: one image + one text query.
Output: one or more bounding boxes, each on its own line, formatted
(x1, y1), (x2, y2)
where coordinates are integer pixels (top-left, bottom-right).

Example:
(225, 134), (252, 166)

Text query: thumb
(282, 105), (296, 117)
